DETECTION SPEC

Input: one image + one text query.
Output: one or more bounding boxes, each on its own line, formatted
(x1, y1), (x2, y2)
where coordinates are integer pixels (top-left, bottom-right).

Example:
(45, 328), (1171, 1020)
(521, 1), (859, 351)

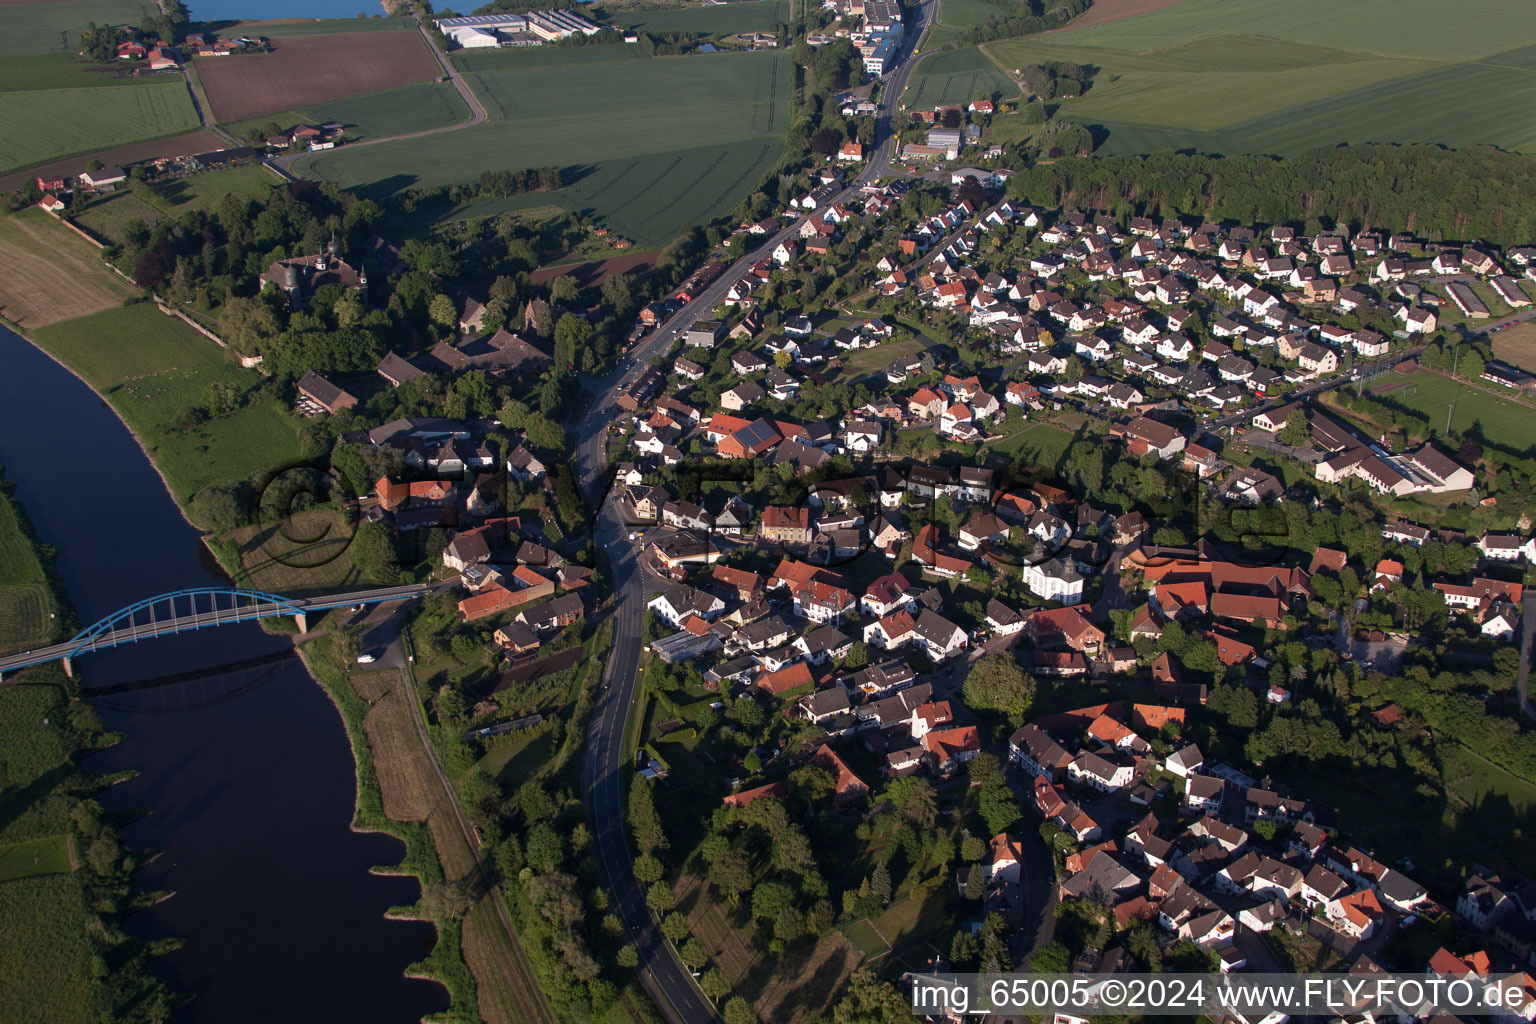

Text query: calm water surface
(0, 326), (447, 1023)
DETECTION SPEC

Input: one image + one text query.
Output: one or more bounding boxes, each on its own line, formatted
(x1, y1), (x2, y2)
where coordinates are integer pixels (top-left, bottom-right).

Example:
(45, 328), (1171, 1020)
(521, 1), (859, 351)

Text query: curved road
(573, 6), (936, 1023)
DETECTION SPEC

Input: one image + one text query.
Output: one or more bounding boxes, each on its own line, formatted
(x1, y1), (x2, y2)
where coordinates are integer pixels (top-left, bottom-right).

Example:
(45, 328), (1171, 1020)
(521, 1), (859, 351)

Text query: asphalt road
(570, 8), (936, 1022)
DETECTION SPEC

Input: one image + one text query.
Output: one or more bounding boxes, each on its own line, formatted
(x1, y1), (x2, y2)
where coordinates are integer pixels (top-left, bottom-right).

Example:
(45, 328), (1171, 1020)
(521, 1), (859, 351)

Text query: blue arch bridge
(0, 585), (427, 680)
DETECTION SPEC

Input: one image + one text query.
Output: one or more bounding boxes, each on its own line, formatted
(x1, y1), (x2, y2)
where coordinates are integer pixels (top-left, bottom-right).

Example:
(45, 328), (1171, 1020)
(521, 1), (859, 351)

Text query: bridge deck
(0, 584), (427, 675)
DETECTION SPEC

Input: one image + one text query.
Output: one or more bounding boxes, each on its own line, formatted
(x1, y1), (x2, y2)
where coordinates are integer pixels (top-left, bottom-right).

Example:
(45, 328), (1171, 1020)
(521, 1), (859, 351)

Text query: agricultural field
(990, 0), (1536, 156)
(609, 0), (786, 35)
(27, 304), (307, 503)
(223, 81), (471, 145)
(0, 472), (59, 653)
(0, 52), (158, 92)
(1369, 370), (1536, 445)
(0, 682), (98, 1024)
(1040, 0), (1536, 59)
(0, 208), (137, 328)
(198, 29), (442, 122)
(223, 16), (416, 37)
(0, 79), (200, 174)
(903, 47), (1020, 109)
(1492, 321), (1536, 373)
(0, 0), (151, 56)
(297, 47), (792, 247)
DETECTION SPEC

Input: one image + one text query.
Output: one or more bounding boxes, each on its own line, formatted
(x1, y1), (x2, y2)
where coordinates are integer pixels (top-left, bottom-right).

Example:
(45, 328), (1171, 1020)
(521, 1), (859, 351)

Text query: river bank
(0, 324), (451, 1023)
(0, 468), (175, 1023)
(0, 307), (202, 535)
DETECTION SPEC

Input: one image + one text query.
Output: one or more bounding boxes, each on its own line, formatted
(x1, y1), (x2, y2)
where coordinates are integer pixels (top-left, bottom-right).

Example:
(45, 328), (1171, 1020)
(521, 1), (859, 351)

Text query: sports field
(0, 208), (137, 328)
(0, 79), (200, 174)
(0, 0), (152, 55)
(611, 0), (786, 35)
(1371, 370), (1536, 445)
(295, 47), (792, 247)
(904, 47), (1020, 109)
(1492, 322), (1536, 374)
(198, 29), (442, 122)
(224, 81), (471, 144)
(991, 0), (1536, 156)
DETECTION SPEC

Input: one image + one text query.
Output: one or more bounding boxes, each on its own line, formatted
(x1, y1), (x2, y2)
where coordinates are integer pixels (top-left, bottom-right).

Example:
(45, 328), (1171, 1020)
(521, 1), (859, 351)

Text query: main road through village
(574, 6), (937, 1021)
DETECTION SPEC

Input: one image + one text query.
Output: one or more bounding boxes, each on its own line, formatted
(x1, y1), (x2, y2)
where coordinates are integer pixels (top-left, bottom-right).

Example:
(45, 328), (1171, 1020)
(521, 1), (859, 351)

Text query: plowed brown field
(198, 30), (440, 122)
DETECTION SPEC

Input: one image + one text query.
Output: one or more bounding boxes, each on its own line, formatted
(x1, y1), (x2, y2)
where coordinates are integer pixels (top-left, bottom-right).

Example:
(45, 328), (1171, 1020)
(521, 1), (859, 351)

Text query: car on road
(356, 653), (376, 664)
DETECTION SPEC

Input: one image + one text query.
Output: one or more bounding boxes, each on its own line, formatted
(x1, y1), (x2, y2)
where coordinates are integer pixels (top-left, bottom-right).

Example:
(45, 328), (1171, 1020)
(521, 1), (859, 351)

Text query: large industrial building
(435, 11), (602, 48)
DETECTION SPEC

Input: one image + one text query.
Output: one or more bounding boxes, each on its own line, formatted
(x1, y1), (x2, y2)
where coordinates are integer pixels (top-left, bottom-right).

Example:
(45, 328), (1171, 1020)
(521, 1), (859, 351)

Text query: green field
(0, 0), (152, 56)
(148, 163), (283, 212)
(0, 80), (201, 174)
(935, 0), (1016, 30)
(988, 0), (1536, 156)
(71, 190), (165, 245)
(903, 47), (1020, 109)
(0, 835), (72, 882)
(295, 47), (792, 246)
(0, 476), (57, 652)
(1371, 371), (1536, 445)
(0, 683), (99, 1023)
(223, 81), (471, 144)
(224, 16), (413, 37)
(610, 0), (786, 35)
(28, 304), (306, 504)
(0, 53), (158, 92)
(988, 421), (1075, 467)
(1041, 0), (1536, 60)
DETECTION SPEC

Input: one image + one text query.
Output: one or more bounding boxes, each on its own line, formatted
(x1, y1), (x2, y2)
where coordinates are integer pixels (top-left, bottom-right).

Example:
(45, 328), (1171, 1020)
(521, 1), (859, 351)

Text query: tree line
(1006, 144), (1536, 248)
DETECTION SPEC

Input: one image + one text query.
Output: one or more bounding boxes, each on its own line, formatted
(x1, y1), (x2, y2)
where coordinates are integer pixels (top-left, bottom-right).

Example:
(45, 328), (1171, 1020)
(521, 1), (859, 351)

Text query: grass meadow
(295, 47), (791, 246)
(987, 0), (1536, 156)
(28, 304), (306, 503)
(0, 835), (73, 882)
(934, 0), (1016, 30)
(610, 0), (786, 35)
(0, 0), (153, 56)
(71, 190), (165, 245)
(222, 81), (472, 144)
(903, 47), (1021, 109)
(148, 163), (284, 211)
(0, 79), (200, 174)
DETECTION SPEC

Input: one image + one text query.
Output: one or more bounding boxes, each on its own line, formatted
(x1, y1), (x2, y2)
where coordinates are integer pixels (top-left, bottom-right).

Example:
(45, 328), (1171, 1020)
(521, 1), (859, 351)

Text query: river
(0, 325), (448, 1023)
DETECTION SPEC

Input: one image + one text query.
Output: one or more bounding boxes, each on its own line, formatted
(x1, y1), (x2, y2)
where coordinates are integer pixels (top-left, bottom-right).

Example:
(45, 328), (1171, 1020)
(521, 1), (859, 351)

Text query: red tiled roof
(922, 725), (980, 762)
